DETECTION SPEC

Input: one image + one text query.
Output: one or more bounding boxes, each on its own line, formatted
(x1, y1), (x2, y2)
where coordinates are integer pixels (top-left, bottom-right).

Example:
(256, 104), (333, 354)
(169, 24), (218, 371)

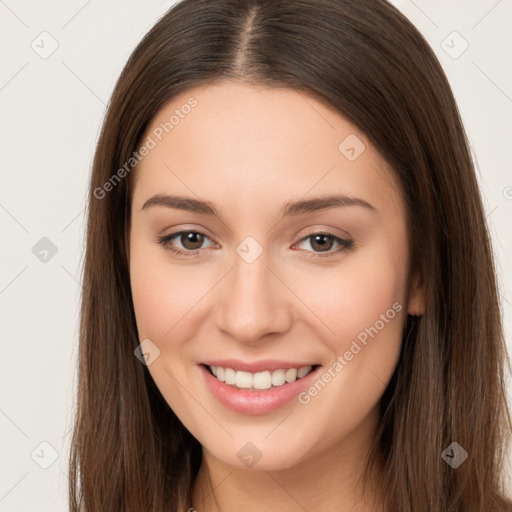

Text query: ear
(407, 269), (425, 316)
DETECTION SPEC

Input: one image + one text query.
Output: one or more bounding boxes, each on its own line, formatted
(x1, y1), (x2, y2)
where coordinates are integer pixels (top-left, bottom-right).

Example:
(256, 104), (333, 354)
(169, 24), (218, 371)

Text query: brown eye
(294, 231), (354, 258)
(157, 230), (214, 256)
(309, 234), (335, 252)
(179, 232), (205, 250)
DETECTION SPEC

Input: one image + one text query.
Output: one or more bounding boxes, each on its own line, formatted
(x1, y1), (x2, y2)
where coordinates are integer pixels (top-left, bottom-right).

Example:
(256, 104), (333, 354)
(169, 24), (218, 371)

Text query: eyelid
(296, 225), (353, 243)
(158, 223), (216, 239)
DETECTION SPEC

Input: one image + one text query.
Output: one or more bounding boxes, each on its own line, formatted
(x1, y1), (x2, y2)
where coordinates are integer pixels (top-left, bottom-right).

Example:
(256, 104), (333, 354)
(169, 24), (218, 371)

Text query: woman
(69, 0), (512, 510)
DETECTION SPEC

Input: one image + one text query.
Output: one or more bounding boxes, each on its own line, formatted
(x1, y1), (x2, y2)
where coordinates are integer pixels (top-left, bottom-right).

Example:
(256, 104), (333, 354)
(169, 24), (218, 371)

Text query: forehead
(131, 81), (403, 216)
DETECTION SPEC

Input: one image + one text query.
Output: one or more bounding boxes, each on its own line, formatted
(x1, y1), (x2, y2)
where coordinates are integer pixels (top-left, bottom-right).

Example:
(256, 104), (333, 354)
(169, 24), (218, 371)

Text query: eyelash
(156, 230), (354, 259)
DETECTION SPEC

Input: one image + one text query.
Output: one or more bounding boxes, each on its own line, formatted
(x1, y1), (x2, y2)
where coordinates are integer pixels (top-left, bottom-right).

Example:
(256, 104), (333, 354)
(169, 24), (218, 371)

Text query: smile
(206, 364), (316, 390)
(199, 361), (322, 415)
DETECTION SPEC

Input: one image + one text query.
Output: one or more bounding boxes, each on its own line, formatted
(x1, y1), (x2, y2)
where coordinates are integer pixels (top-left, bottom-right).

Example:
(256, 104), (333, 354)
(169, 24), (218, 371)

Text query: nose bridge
(215, 239), (291, 342)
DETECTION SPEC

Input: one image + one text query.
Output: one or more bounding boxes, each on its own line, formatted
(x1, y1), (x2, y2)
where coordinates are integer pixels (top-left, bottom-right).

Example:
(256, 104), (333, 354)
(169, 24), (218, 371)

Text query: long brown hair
(69, 0), (512, 510)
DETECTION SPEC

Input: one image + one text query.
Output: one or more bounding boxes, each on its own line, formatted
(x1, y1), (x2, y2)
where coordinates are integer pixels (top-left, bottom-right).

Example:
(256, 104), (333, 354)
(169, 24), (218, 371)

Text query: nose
(215, 249), (293, 344)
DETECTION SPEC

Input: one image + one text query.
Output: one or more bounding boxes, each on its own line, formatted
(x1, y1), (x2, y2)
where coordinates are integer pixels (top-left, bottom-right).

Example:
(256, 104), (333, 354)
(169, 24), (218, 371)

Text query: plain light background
(0, 0), (511, 510)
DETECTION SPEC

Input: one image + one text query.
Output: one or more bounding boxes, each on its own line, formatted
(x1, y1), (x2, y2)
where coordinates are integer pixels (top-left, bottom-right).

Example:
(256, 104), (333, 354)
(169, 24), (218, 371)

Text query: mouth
(199, 361), (322, 415)
(202, 363), (320, 391)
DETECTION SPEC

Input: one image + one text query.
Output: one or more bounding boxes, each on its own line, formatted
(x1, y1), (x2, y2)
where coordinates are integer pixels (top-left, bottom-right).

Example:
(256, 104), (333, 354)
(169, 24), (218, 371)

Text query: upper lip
(201, 359), (320, 373)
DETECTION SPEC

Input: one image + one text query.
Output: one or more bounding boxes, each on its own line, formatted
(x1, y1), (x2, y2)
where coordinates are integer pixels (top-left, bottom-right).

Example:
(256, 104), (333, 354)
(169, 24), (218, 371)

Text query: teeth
(236, 371), (253, 389)
(224, 367), (236, 385)
(209, 365), (313, 390)
(285, 368), (297, 382)
(297, 366), (311, 378)
(253, 371), (272, 390)
(271, 369), (286, 386)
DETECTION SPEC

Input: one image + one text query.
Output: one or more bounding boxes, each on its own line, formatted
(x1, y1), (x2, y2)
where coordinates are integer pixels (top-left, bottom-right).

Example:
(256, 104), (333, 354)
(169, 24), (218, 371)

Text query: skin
(128, 81), (424, 512)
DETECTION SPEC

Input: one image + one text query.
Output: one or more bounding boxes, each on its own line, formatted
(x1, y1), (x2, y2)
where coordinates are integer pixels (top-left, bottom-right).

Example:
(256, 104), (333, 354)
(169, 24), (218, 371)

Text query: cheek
(129, 232), (209, 428)
(289, 239), (409, 377)
(287, 253), (407, 441)
(297, 251), (406, 325)
(129, 232), (211, 342)
(130, 260), (175, 342)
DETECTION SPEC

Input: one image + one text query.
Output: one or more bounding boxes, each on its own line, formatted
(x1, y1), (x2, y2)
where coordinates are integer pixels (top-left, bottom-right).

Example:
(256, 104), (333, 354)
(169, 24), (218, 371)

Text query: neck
(189, 407), (387, 512)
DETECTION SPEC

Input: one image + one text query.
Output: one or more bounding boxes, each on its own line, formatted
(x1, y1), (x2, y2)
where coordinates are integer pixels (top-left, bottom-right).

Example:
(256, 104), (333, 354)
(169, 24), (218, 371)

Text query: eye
(157, 230), (215, 257)
(157, 229), (354, 259)
(294, 231), (354, 258)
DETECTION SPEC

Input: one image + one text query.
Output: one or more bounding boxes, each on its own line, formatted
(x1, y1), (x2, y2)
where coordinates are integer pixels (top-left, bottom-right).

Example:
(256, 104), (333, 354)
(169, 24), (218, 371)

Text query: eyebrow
(141, 193), (376, 217)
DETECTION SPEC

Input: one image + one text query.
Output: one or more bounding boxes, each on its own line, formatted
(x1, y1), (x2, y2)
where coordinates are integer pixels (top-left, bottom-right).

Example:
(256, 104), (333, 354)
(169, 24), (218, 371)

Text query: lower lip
(199, 364), (321, 415)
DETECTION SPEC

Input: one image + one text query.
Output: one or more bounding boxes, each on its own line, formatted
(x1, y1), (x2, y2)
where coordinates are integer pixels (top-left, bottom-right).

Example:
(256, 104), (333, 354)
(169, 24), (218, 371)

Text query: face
(128, 81), (423, 471)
